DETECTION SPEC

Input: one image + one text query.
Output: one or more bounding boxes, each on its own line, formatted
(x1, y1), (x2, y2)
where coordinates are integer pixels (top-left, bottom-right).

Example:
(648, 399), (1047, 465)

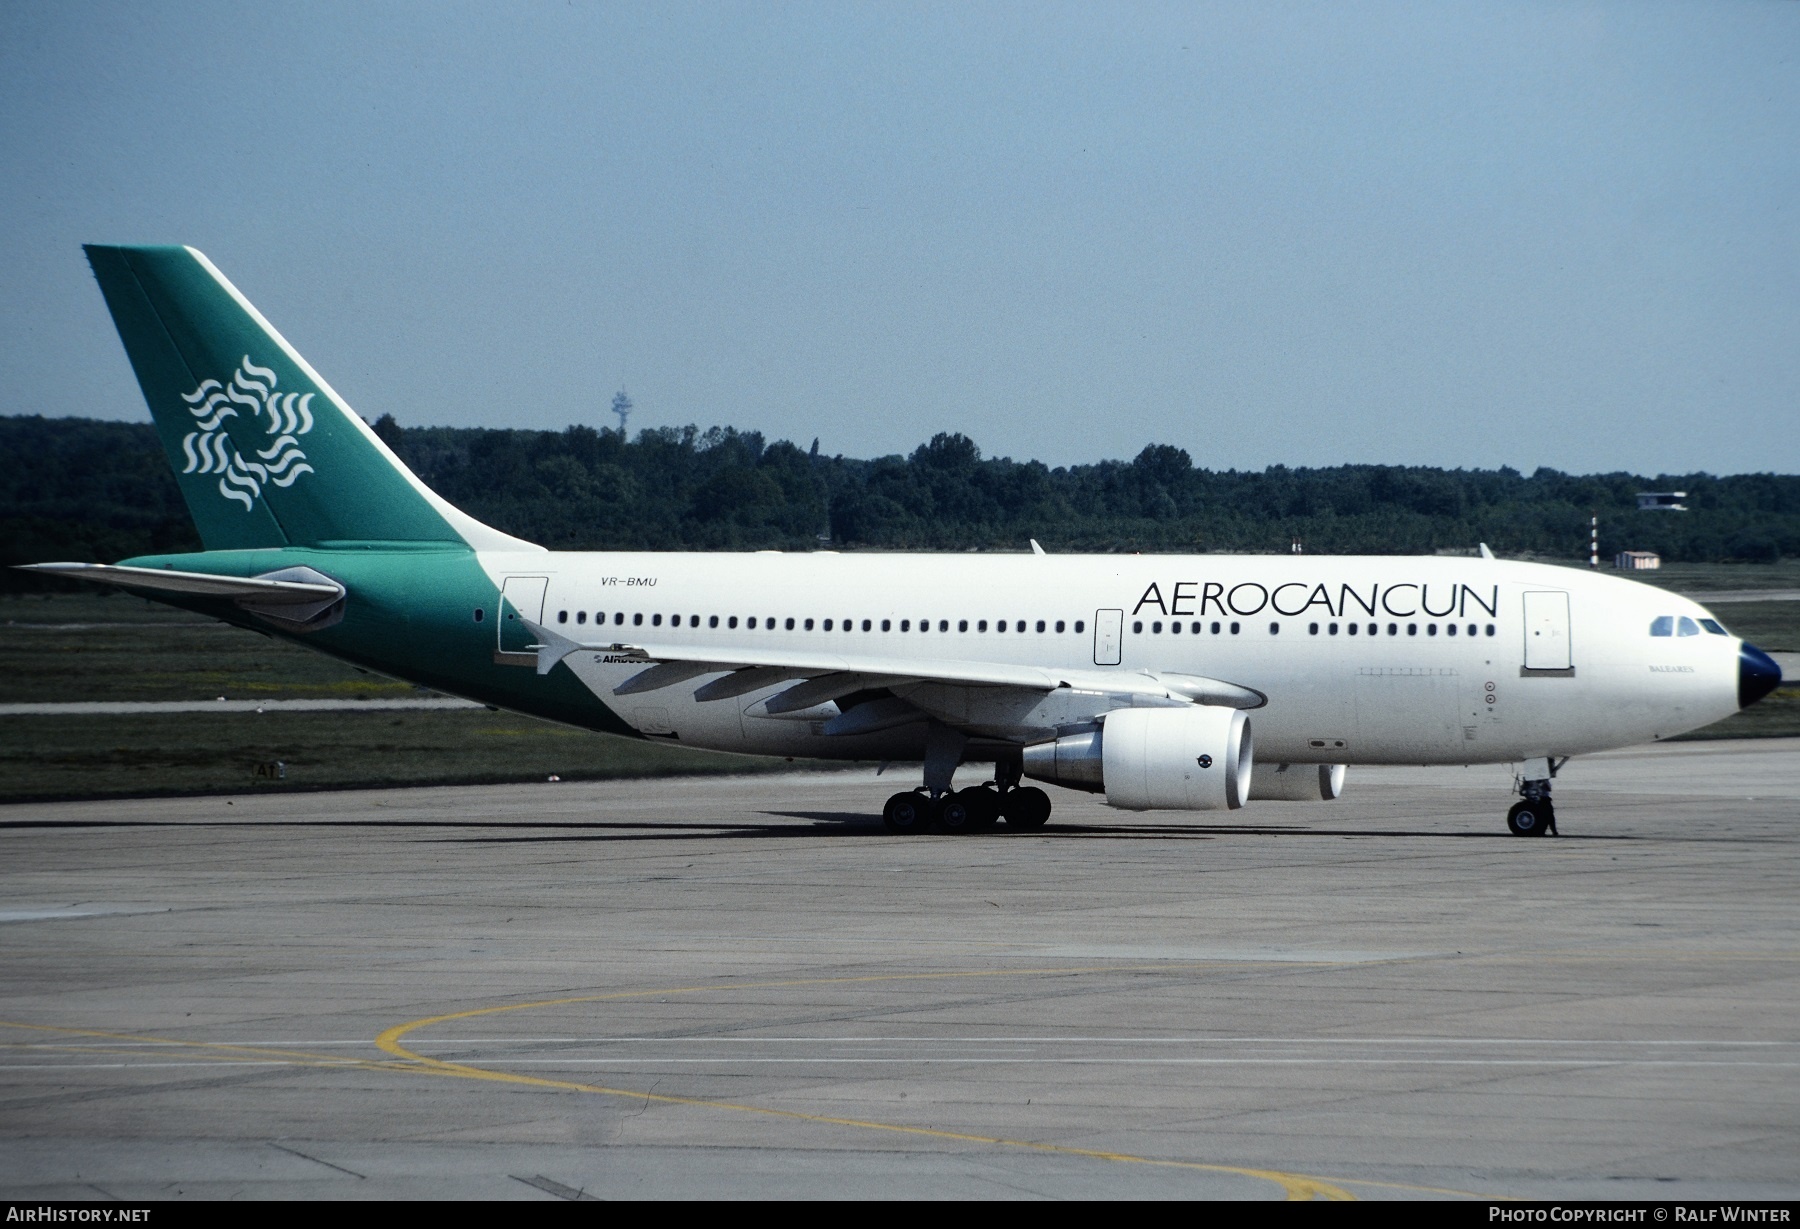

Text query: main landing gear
(880, 784), (1053, 834)
(881, 732), (1052, 834)
(1506, 758), (1563, 837)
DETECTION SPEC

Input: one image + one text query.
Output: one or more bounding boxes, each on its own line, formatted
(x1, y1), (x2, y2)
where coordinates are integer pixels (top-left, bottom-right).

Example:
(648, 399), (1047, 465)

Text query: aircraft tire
(937, 792), (977, 834)
(953, 787), (1001, 832)
(1002, 786), (1052, 830)
(1506, 800), (1551, 837)
(883, 791), (935, 834)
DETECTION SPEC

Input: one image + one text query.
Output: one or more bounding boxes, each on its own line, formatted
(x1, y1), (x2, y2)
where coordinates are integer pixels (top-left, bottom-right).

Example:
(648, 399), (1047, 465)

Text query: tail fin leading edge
(84, 245), (534, 553)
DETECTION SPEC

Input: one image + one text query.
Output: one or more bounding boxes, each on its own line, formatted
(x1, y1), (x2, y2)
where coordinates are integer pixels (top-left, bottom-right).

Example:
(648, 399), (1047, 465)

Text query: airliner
(24, 246), (1784, 836)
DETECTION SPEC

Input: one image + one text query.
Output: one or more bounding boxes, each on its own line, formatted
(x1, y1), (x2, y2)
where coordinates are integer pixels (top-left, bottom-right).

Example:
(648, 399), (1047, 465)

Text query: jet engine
(1248, 762), (1346, 802)
(1021, 706), (1253, 811)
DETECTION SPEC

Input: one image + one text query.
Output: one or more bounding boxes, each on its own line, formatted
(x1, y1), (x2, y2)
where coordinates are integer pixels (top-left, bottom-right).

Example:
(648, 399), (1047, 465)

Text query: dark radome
(1739, 643), (1783, 710)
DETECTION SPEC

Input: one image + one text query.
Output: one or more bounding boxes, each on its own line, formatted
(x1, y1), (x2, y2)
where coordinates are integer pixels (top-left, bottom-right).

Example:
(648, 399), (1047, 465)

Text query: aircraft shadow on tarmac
(0, 816), (1694, 843)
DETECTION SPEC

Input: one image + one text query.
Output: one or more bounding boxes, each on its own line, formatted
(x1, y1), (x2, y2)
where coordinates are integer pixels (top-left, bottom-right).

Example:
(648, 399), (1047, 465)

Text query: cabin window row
(1132, 619), (1498, 638)
(554, 611), (1088, 635)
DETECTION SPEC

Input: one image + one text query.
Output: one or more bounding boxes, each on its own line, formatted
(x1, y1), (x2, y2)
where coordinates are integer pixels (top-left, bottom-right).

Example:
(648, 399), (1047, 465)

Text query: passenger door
(1093, 609), (1123, 666)
(497, 575), (549, 664)
(1522, 591), (1572, 672)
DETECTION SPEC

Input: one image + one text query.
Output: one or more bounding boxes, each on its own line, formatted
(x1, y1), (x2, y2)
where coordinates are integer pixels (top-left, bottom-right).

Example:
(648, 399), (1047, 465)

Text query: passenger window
(1700, 619), (1727, 636)
(1132, 621), (1143, 634)
(997, 621), (1007, 634)
(1151, 621), (1162, 634)
(1348, 622), (1358, 636)
(1309, 622), (1319, 635)
(1408, 623), (1417, 635)
(785, 617), (796, 630)
(1074, 620), (1085, 633)
(1447, 624), (1457, 636)
(1210, 621), (1221, 635)
(557, 610), (568, 624)
(692, 615), (701, 628)
(880, 619), (890, 632)
(821, 619), (831, 630)
(900, 619), (910, 632)
(1328, 622), (1339, 635)
(1037, 620), (1046, 633)
(977, 620), (988, 632)
(1229, 622), (1240, 635)
(1649, 616), (1673, 637)
(940, 620), (950, 632)
(652, 614), (662, 627)
(862, 619), (872, 632)
(959, 620), (969, 632)
(1269, 622), (1279, 635)
(1426, 624), (1436, 636)
(804, 618), (814, 631)
(708, 615), (717, 628)
(1170, 621), (1182, 635)
(1677, 617), (1700, 637)
(1055, 621), (1065, 633)
(1485, 624), (1495, 636)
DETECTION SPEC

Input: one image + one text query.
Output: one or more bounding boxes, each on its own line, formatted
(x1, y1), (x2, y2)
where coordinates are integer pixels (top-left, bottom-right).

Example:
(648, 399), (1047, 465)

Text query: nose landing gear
(1507, 758), (1564, 836)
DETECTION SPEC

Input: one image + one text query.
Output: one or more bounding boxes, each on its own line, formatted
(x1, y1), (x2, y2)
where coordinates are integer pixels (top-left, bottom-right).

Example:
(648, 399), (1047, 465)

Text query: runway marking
(14, 1034), (1797, 1047)
(0, 1020), (420, 1074)
(370, 963), (1512, 1201)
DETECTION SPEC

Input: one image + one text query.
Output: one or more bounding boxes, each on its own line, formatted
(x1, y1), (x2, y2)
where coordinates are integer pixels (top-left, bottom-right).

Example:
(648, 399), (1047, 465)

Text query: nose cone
(1739, 642), (1783, 709)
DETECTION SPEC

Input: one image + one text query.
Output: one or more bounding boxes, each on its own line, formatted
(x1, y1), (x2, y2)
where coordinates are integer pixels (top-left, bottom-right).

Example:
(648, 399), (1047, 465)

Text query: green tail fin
(84, 245), (530, 552)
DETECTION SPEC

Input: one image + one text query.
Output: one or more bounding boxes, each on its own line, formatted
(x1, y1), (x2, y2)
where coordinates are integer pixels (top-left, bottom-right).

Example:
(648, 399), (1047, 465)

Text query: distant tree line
(4, 413), (1797, 591)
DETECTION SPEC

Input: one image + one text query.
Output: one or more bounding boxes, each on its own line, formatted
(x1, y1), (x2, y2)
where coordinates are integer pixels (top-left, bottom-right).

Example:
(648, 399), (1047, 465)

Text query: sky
(1, 1), (1796, 475)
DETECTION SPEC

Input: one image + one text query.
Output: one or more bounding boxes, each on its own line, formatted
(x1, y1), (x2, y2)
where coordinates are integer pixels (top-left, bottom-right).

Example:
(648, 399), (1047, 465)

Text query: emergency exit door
(1093, 609), (1123, 666)
(1522, 591), (1571, 671)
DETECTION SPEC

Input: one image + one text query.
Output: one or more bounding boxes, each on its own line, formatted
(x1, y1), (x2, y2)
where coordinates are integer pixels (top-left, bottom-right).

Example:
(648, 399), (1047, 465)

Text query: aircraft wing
(524, 617), (1262, 740)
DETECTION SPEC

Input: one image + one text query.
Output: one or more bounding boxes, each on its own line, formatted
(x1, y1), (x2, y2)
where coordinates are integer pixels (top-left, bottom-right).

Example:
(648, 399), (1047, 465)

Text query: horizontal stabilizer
(17, 562), (342, 604)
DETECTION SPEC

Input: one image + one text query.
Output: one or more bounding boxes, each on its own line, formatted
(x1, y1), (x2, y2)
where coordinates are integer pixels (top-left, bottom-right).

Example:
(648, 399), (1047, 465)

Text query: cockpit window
(1677, 616), (1700, 637)
(1700, 619), (1728, 636)
(1649, 616), (1674, 637)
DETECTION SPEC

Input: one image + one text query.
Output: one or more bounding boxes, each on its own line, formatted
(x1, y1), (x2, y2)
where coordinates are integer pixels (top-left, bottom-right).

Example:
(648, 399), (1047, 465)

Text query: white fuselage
(475, 551), (1742, 767)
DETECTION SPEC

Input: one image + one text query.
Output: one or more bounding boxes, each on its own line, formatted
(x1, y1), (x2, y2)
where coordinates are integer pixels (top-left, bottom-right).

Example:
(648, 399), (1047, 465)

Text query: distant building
(1615, 550), (1662, 570)
(1636, 491), (1688, 512)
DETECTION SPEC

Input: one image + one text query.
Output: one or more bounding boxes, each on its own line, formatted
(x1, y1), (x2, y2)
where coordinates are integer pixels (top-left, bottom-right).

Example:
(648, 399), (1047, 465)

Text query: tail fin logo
(178, 357), (315, 510)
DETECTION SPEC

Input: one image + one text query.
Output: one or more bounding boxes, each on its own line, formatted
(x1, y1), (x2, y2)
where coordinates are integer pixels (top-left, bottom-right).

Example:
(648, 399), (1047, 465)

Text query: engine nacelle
(1022, 706), (1253, 811)
(1248, 762), (1346, 802)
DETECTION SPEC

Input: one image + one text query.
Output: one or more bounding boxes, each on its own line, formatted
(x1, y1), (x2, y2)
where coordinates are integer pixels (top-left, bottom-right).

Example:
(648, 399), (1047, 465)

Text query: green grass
(0, 709), (841, 803)
(1671, 686), (1800, 742)
(1542, 559), (1800, 592)
(0, 591), (413, 702)
(1697, 602), (1800, 653)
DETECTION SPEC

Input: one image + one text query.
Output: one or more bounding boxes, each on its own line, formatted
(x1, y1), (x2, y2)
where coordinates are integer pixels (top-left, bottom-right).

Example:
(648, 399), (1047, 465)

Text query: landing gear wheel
(1001, 786), (1052, 830)
(953, 787), (1001, 832)
(938, 788), (993, 834)
(883, 791), (935, 834)
(1506, 800), (1552, 837)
